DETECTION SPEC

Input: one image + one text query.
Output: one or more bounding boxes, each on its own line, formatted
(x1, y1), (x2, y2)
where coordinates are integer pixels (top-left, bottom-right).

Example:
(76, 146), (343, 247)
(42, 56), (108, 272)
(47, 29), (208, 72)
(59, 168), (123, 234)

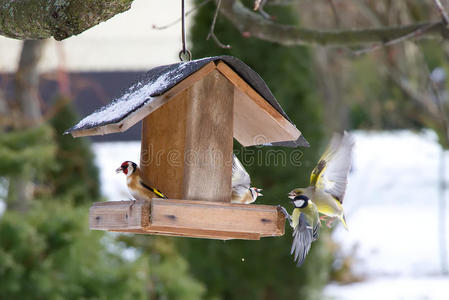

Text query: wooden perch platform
(90, 199), (286, 240)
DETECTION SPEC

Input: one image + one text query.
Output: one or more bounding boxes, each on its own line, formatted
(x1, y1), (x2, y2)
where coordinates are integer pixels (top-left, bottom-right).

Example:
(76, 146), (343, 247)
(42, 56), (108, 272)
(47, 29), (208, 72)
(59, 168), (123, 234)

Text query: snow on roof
(67, 57), (206, 132)
(66, 56), (308, 147)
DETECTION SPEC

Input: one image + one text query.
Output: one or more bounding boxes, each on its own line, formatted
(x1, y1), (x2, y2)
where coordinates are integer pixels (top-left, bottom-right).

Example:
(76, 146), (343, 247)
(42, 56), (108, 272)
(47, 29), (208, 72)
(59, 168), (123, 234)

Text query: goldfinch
(231, 154), (262, 204)
(115, 161), (167, 201)
(289, 132), (354, 230)
(278, 195), (320, 267)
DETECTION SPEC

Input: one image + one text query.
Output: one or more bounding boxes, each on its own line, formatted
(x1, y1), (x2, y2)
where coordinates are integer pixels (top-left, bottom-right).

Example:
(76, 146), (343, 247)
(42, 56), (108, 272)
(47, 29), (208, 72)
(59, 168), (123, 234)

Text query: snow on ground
(325, 130), (449, 299)
(92, 130), (449, 298)
(325, 276), (449, 300)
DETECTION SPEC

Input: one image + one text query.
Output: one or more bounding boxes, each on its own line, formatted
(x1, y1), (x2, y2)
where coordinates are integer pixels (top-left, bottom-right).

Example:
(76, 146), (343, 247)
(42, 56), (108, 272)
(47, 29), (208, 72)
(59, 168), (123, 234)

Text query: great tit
(279, 195), (320, 266)
(289, 132), (354, 229)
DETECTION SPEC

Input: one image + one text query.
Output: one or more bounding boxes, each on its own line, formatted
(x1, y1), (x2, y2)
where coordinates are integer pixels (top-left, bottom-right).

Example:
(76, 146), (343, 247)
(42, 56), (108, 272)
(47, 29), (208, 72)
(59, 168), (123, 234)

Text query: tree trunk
(7, 40), (47, 212)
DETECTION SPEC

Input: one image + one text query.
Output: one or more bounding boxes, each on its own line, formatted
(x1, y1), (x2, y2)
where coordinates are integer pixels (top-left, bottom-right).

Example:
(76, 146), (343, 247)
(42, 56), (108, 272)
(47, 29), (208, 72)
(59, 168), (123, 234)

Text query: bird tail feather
(339, 214), (349, 231)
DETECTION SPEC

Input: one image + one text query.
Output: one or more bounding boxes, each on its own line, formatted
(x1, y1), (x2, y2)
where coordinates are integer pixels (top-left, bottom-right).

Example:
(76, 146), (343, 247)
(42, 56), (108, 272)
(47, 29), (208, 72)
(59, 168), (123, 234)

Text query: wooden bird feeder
(66, 56), (309, 240)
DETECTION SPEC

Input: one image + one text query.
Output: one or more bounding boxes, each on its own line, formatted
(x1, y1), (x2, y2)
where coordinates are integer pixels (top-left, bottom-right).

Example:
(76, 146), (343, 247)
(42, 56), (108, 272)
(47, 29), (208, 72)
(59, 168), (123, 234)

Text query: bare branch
(219, 0), (447, 46)
(207, 0), (231, 49)
(264, 0), (294, 6)
(152, 0), (211, 30)
(386, 67), (440, 119)
(353, 22), (437, 55)
(433, 0), (449, 25)
(254, 0), (271, 19)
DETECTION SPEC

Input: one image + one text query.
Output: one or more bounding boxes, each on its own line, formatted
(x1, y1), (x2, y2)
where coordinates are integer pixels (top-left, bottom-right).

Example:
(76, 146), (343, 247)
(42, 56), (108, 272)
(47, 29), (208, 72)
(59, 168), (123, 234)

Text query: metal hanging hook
(179, 0), (192, 61)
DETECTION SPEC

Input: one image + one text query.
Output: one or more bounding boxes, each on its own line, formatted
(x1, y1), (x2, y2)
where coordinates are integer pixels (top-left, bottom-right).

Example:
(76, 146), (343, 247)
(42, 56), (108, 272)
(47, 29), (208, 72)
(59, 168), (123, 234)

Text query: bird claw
(128, 198), (136, 209)
(325, 217), (336, 228)
(319, 215), (336, 228)
(277, 205), (292, 227)
(277, 205), (289, 218)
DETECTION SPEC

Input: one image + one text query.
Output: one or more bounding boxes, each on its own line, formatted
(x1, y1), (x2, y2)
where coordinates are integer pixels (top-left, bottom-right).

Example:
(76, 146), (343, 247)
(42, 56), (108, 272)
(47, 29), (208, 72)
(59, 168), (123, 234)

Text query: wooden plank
(71, 61), (216, 138)
(89, 200), (285, 240)
(140, 89), (188, 199)
(110, 228), (260, 240)
(150, 199), (284, 236)
(183, 69), (234, 202)
(147, 226), (259, 240)
(216, 61), (301, 146)
(89, 200), (150, 230)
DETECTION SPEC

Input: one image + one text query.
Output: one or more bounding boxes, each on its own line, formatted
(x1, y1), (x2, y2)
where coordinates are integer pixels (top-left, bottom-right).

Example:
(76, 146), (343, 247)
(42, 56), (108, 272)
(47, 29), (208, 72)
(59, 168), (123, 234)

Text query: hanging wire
(179, 0), (192, 61)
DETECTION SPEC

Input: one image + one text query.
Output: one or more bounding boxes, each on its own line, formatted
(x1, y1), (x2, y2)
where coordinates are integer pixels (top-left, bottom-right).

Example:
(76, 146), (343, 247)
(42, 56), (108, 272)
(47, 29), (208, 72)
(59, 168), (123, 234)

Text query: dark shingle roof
(66, 55), (308, 147)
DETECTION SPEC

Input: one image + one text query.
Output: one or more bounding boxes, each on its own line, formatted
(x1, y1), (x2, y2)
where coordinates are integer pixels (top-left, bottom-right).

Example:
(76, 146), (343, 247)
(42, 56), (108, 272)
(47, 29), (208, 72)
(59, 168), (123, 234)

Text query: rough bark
(0, 0), (133, 40)
(220, 0), (448, 46)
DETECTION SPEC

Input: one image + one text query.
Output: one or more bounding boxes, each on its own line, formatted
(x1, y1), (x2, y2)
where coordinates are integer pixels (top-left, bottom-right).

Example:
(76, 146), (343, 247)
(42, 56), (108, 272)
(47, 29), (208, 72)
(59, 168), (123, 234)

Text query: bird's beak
(115, 167), (123, 174)
(258, 192), (263, 197)
(288, 191), (296, 200)
(255, 188), (263, 197)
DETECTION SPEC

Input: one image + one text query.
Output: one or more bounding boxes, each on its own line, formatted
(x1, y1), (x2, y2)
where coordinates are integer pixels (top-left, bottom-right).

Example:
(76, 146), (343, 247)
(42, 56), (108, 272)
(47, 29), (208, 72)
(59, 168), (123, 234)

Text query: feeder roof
(66, 56), (308, 147)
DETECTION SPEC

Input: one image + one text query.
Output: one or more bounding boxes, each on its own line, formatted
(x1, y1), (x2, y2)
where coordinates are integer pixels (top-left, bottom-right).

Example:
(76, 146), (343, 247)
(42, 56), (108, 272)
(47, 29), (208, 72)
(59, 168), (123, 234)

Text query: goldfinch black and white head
(249, 187), (263, 199)
(115, 160), (167, 201)
(115, 161), (137, 176)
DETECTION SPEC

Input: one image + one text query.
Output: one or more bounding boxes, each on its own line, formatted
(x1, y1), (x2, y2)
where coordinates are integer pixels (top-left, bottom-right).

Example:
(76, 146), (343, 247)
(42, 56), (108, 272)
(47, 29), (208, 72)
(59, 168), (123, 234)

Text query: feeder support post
(140, 68), (234, 202)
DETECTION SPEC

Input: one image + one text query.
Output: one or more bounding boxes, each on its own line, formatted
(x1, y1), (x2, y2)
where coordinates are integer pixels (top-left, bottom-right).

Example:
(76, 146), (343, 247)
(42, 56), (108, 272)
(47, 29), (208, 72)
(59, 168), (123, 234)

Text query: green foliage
(0, 202), (147, 300)
(0, 125), (56, 178)
(178, 1), (333, 299)
(45, 98), (100, 205)
(119, 235), (206, 300)
(1, 96), (205, 300)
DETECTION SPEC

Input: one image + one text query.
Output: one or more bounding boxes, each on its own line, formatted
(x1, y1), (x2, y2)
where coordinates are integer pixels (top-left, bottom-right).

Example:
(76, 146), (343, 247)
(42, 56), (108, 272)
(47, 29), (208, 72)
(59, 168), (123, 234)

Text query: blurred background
(1, 0), (449, 299)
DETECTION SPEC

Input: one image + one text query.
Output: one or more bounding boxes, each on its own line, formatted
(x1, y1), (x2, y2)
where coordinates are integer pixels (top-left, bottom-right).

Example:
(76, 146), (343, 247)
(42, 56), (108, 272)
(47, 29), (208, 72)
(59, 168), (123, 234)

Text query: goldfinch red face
(115, 161), (136, 176)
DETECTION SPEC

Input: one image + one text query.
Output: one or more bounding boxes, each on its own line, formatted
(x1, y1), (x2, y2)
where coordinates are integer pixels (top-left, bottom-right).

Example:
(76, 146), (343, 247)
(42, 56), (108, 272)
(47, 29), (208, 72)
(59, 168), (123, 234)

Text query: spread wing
(291, 213), (314, 267)
(232, 154), (251, 196)
(310, 132), (354, 203)
(308, 202), (320, 241)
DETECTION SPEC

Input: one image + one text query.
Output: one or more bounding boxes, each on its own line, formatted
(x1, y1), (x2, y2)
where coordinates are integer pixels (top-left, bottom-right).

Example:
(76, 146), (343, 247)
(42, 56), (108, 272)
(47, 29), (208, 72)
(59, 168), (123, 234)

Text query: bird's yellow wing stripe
(310, 159), (326, 187)
(309, 138), (337, 187)
(152, 188), (167, 199)
(139, 181), (168, 199)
